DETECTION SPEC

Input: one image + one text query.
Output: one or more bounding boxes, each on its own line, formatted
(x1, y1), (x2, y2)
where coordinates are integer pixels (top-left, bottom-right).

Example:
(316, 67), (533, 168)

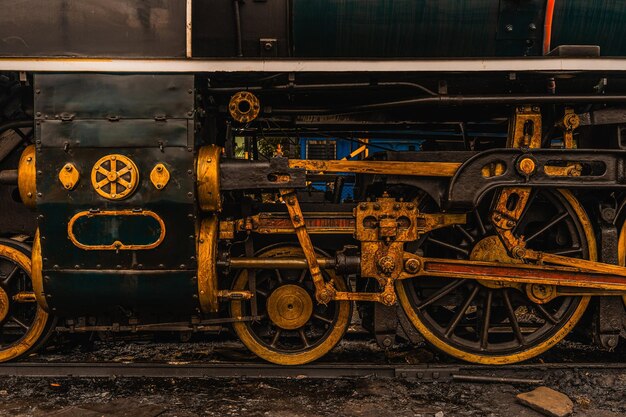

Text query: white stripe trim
(0, 58), (624, 73)
(185, 0), (193, 59)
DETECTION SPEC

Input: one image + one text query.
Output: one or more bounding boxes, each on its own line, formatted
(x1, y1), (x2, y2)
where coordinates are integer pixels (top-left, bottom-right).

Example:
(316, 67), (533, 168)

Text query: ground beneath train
(0, 337), (624, 417)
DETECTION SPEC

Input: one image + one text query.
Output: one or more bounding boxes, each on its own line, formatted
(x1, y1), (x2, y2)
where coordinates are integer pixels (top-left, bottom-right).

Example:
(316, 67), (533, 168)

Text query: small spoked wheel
(0, 239), (53, 361)
(230, 246), (351, 365)
(397, 189), (594, 364)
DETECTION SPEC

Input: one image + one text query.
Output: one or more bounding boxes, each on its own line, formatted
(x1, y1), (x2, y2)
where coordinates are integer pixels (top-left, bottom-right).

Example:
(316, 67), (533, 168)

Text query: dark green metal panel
(37, 146), (196, 269)
(292, 0), (523, 57)
(44, 270), (196, 314)
(552, 1), (626, 57)
(71, 214), (163, 247)
(291, 0), (626, 57)
(34, 74), (199, 315)
(34, 74), (194, 121)
(38, 120), (192, 149)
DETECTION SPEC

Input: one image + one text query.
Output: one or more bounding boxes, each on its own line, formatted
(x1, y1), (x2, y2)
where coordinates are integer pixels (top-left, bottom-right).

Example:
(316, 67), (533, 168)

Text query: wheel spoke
(480, 290), (493, 350)
(531, 302), (558, 325)
(274, 269), (284, 283)
(298, 328), (311, 348)
(313, 313), (333, 324)
(9, 316), (28, 331)
(502, 290), (525, 345)
(525, 212), (569, 243)
(298, 269), (307, 284)
(454, 225), (475, 244)
(474, 209), (486, 236)
(548, 247), (583, 256)
(416, 279), (468, 309)
(96, 166), (110, 177)
(426, 237), (469, 257)
(444, 285), (480, 338)
(2, 265), (20, 286)
(269, 329), (281, 348)
(256, 289), (268, 297)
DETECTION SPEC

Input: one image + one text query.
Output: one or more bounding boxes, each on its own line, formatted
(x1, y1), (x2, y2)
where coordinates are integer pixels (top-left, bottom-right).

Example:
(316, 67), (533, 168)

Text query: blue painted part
(299, 137), (425, 202)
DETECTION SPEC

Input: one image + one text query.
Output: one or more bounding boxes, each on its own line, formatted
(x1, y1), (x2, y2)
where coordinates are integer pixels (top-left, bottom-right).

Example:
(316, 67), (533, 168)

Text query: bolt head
(404, 258), (421, 274)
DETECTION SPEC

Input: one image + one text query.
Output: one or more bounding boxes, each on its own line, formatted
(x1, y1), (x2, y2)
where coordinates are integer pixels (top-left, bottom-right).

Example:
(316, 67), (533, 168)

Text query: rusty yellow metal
(280, 189), (336, 304)
(12, 291), (37, 303)
(197, 216), (219, 313)
(0, 288), (8, 322)
(229, 91), (261, 123)
(17, 145), (36, 208)
(236, 212), (355, 235)
(507, 106), (542, 148)
(396, 191), (596, 365)
(618, 219), (626, 306)
(230, 246), (351, 365)
(149, 163), (170, 190)
(481, 161), (506, 178)
(525, 284), (558, 304)
(0, 241), (49, 362)
(67, 210), (166, 251)
(196, 145), (222, 212)
(266, 284), (314, 330)
(288, 159), (461, 177)
(469, 235), (523, 290)
(217, 290), (254, 300)
(517, 158), (536, 175)
(31, 229), (48, 312)
(91, 154), (139, 200)
(559, 108), (580, 149)
(58, 162), (80, 191)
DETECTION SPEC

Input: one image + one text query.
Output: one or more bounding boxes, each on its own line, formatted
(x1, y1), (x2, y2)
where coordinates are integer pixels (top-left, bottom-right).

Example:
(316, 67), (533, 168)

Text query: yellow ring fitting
(517, 157), (536, 176)
(228, 91), (261, 123)
(17, 145), (36, 208)
(196, 145), (222, 212)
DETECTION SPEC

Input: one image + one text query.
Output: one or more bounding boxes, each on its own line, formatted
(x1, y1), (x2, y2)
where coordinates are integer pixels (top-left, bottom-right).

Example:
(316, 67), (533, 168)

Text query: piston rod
(219, 257), (336, 269)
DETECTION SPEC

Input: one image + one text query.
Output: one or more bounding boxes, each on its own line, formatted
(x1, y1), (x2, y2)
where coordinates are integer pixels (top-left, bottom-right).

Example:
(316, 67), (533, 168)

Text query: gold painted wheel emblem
(91, 154), (139, 200)
(266, 284), (313, 330)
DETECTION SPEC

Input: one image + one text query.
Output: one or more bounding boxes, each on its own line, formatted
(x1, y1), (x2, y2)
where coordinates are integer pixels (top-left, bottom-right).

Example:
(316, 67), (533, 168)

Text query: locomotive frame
(0, 0), (625, 366)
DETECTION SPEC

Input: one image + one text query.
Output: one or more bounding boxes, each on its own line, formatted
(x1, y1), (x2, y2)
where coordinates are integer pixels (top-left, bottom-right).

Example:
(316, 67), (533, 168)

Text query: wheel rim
(397, 189), (594, 364)
(230, 246), (351, 365)
(0, 241), (50, 362)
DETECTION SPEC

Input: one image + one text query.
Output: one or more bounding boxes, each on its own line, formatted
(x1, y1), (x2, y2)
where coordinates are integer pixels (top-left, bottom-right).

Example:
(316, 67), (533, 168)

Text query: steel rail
(0, 361), (624, 382)
(3, 58), (626, 73)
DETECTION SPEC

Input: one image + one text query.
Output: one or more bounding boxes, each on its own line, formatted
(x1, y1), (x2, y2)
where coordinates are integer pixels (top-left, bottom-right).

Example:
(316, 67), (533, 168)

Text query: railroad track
(1, 361), (624, 383)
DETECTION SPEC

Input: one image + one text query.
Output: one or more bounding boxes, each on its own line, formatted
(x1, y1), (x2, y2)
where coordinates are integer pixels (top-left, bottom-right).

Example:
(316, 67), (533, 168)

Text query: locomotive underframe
(1, 65), (626, 364)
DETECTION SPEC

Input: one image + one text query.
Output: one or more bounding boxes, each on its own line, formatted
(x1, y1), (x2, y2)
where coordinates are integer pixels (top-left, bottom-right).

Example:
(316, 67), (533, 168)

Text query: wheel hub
(0, 287), (8, 322)
(470, 235), (522, 289)
(266, 284), (313, 330)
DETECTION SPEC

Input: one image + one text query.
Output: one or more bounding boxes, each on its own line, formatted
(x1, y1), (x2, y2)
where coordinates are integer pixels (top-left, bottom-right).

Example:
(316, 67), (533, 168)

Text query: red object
(543, 0), (556, 55)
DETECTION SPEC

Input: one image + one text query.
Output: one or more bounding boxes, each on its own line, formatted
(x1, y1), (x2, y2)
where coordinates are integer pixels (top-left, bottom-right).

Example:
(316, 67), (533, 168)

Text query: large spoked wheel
(0, 238), (53, 361)
(397, 189), (594, 364)
(230, 246), (352, 365)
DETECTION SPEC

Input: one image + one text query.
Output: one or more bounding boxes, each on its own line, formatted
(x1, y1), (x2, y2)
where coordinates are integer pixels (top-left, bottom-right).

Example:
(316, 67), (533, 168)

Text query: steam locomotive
(0, 0), (625, 365)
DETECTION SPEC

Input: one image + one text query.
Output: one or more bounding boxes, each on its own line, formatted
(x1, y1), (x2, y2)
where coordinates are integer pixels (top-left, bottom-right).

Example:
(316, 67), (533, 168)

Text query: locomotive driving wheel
(230, 246), (351, 365)
(397, 189), (594, 364)
(0, 238), (53, 361)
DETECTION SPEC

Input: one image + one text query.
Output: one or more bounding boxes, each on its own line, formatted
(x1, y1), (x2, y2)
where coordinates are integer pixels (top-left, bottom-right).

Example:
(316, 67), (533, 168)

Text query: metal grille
(306, 140), (336, 160)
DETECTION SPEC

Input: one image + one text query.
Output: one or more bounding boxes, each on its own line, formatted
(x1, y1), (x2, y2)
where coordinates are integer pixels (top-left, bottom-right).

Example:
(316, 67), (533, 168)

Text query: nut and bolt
(404, 258), (422, 274)
(378, 256), (396, 275)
